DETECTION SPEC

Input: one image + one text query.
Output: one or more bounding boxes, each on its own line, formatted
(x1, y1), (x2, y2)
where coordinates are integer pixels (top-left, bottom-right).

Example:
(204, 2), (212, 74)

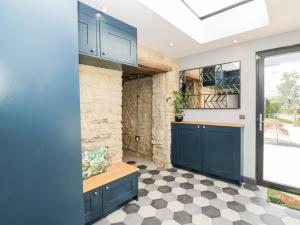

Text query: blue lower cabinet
(202, 126), (241, 182)
(171, 123), (242, 184)
(84, 188), (102, 223)
(84, 173), (138, 224)
(172, 124), (202, 171)
(103, 173), (138, 214)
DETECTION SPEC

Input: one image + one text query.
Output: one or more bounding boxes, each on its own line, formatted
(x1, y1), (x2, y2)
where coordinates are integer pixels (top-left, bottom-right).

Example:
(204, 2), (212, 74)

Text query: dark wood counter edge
(171, 121), (244, 128)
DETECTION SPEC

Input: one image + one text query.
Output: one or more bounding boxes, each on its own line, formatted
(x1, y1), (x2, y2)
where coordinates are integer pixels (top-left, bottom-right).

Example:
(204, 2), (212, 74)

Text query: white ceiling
(80, 0), (300, 59)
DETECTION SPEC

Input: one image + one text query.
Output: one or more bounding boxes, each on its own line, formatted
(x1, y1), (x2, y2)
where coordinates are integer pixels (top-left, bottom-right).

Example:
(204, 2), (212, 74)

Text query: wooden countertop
(172, 121), (244, 128)
(82, 162), (139, 193)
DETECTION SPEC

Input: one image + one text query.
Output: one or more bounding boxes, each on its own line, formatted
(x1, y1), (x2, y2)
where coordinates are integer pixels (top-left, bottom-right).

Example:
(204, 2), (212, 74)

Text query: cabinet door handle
(90, 49), (95, 53)
(203, 125), (205, 128)
(197, 125), (200, 129)
(102, 52), (106, 56)
(94, 191), (98, 196)
(105, 186), (109, 190)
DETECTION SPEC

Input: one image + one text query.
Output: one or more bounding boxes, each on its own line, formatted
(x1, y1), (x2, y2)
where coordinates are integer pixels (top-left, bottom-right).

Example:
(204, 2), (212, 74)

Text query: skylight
(139, 0), (269, 44)
(182, 0), (252, 20)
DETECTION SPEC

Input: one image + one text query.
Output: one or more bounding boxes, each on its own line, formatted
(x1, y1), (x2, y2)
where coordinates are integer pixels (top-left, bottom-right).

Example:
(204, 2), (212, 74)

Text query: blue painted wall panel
(0, 1), (84, 225)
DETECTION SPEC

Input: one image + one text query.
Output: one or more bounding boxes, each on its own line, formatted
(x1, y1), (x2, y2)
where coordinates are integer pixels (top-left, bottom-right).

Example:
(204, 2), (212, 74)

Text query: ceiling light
(95, 12), (101, 18)
(101, 6), (108, 13)
(170, 42), (175, 46)
(139, 0), (269, 44)
(233, 39), (238, 44)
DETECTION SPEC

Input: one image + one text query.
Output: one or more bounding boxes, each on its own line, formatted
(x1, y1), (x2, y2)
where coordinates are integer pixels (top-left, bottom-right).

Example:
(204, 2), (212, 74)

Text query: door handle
(258, 113), (264, 131)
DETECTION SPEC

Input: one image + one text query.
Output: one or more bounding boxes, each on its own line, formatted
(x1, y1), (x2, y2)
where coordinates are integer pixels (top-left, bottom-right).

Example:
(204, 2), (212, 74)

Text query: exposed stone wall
(138, 45), (178, 167)
(79, 64), (123, 165)
(122, 77), (153, 159)
(79, 45), (177, 167)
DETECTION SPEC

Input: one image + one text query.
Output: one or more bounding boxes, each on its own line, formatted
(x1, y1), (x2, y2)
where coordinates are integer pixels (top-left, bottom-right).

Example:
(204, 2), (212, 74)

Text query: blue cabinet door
(202, 126), (241, 182)
(103, 173), (138, 214)
(78, 12), (98, 56)
(172, 124), (202, 171)
(84, 188), (102, 224)
(100, 20), (137, 66)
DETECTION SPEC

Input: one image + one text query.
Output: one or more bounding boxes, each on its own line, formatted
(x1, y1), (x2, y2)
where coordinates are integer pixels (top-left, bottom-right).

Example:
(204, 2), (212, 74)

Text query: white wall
(178, 30), (300, 179)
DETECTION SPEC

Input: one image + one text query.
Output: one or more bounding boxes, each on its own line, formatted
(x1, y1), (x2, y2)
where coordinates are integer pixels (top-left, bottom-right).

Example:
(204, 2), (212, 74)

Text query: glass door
(256, 45), (300, 194)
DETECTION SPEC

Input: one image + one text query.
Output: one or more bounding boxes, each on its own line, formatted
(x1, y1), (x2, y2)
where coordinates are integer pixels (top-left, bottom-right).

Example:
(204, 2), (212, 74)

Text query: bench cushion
(82, 147), (108, 180)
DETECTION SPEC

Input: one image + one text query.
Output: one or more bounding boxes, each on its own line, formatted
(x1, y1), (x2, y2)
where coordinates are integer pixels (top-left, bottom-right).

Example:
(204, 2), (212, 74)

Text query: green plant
(277, 72), (300, 126)
(167, 91), (186, 114)
(277, 118), (293, 124)
(265, 97), (282, 118)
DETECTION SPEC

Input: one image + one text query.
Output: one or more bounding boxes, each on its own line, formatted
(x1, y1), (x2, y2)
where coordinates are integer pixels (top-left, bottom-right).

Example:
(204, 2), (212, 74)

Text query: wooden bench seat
(83, 162), (138, 193)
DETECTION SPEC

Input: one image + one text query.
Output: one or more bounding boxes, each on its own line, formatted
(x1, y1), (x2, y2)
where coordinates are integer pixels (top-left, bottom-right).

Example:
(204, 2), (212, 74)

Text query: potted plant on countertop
(168, 90), (186, 122)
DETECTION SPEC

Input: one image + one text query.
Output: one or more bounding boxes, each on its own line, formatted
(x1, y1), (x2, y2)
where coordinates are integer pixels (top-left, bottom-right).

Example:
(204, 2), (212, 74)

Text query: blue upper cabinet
(79, 12), (98, 56)
(78, 2), (137, 66)
(100, 20), (137, 66)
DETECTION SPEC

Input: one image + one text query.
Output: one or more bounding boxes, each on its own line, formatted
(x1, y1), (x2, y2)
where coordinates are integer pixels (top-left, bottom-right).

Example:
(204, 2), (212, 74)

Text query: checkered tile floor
(94, 157), (300, 225)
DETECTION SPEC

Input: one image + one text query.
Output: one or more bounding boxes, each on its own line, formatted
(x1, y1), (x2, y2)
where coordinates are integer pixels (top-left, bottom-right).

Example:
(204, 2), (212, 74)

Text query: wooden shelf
(82, 162), (139, 193)
(171, 121), (244, 128)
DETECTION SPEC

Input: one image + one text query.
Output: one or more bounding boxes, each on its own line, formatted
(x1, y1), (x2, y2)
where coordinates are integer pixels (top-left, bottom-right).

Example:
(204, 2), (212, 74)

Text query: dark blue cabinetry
(103, 173), (138, 214)
(202, 126), (241, 182)
(79, 12), (98, 56)
(84, 188), (102, 223)
(84, 173), (138, 224)
(172, 124), (202, 171)
(78, 2), (137, 66)
(171, 123), (242, 184)
(100, 21), (137, 65)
